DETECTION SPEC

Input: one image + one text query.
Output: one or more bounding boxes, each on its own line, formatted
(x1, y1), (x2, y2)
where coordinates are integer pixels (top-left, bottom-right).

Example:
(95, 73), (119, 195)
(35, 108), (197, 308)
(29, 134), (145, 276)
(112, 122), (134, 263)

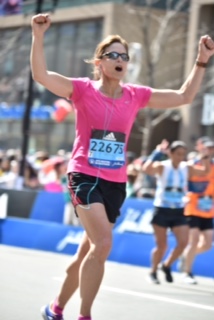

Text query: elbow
(179, 90), (194, 105)
(31, 70), (47, 86)
(31, 70), (41, 82)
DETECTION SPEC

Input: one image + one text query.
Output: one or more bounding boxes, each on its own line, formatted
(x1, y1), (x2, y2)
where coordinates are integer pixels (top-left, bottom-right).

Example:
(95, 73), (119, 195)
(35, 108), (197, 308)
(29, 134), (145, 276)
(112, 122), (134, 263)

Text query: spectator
(43, 157), (80, 226)
(0, 155), (17, 188)
(42, 157), (65, 192)
(23, 160), (41, 190)
(126, 163), (140, 198)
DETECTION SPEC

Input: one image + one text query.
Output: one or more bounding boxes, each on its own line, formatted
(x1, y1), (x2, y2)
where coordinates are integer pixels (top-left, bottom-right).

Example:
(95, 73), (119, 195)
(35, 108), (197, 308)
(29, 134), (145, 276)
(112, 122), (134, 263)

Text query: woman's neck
(98, 79), (122, 98)
(171, 160), (179, 169)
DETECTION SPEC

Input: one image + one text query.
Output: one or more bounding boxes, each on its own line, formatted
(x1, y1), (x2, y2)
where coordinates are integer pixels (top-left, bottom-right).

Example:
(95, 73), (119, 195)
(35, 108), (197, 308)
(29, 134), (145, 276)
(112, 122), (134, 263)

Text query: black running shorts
(151, 206), (188, 229)
(67, 172), (126, 223)
(186, 215), (214, 231)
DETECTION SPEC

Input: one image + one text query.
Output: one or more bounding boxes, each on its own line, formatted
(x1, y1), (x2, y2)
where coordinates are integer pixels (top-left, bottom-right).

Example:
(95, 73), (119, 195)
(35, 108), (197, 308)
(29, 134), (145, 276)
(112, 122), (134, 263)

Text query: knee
(188, 239), (199, 250)
(156, 243), (167, 254)
(93, 237), (112, 261)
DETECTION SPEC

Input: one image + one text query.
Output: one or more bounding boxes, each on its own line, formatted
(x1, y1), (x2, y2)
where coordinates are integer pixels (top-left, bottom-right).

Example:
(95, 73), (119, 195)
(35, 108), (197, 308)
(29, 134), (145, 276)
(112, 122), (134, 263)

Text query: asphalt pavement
(0, 245), (214, 320)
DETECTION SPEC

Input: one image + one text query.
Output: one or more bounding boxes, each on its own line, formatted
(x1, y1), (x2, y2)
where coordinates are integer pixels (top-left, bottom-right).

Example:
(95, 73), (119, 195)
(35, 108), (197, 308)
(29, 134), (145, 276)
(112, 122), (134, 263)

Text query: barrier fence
(0, 188), (213, 278)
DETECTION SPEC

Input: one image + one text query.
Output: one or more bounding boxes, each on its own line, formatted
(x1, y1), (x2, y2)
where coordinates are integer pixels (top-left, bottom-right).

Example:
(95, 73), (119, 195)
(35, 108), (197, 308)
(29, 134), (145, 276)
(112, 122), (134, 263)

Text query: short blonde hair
(85, 34), (129, 80)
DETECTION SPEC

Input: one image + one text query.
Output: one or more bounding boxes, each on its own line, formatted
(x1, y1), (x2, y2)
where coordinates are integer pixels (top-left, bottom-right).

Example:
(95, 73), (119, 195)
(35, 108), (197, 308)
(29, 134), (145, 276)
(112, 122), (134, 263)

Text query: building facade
(0, 0), (213, 155)
(179, 0), (214, 148)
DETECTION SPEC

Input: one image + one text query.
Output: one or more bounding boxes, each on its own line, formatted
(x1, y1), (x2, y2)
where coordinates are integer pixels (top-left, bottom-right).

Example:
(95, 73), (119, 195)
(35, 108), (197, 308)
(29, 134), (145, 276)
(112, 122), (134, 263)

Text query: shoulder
(122, 83), (152, 108)
(122, 83), (152, 94)
(71, 77), (93, 88)
(70, 78), (96, 101)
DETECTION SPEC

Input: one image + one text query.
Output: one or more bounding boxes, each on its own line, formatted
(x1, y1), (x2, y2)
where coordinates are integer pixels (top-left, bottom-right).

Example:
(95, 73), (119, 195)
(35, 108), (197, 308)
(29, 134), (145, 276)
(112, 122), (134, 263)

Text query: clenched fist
(197, 35), (214, 63)
(31, 14), (51, 36)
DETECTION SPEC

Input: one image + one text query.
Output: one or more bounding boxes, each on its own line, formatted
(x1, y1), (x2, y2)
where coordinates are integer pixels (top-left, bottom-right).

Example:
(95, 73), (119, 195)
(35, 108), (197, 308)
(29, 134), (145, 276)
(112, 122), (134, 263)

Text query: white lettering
(56, 230), (84, 251)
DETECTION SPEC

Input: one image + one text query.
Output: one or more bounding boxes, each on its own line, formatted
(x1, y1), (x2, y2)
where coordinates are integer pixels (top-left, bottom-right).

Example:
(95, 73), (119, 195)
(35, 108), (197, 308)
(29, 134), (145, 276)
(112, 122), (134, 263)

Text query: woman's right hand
(31, 14), (51, 36)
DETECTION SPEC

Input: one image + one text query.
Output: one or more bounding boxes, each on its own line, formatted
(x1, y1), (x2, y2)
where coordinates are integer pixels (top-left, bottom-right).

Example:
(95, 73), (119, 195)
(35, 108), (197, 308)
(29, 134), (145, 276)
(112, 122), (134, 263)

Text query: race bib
(163, 187), (184, 208)
(197, 196), (213, 212)
(88, 129), (126, 169)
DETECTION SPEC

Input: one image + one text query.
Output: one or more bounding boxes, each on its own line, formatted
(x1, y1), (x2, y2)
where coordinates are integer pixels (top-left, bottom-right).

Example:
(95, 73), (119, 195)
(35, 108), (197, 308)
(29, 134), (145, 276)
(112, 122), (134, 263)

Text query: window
(0, 18), (103, 106)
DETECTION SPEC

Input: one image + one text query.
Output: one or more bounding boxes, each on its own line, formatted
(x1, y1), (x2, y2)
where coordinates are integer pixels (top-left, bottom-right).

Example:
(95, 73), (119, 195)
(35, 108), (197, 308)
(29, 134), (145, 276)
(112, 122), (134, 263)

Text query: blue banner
(115, 198), (154, 234)
(0, 196), (214, 278)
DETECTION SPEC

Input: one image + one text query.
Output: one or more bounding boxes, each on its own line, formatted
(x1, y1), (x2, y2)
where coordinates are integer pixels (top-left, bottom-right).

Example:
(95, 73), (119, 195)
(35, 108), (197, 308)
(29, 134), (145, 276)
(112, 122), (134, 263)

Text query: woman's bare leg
(76, 203), (113, 318)
(195, 230), (213, 254)
(164, 225), (189, 267)
(183, 229), (213, 273)
(56, 232), (90, 308)
(182, 228), (200, 273)
(151, 224), (168, 273)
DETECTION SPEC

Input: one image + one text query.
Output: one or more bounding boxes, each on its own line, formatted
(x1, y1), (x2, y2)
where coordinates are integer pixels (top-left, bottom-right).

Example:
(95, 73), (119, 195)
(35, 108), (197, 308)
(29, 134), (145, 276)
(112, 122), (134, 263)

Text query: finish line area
(1, 245), (214, 320)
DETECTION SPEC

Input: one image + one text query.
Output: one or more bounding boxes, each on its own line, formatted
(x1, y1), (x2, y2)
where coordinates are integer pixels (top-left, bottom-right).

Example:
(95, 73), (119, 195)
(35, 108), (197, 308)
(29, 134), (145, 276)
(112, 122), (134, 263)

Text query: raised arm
(148, 35), (214, 109)
(142, 160), (163, 176)
(188, 149), (211, 178)
(30, 14), (73, 99)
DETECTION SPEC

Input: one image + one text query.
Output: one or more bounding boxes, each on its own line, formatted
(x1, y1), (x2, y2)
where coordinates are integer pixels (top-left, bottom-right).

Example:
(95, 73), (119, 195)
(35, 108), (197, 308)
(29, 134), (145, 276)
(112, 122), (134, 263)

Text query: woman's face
(1, 158), (11, 172)
(170, 147), (186, 164)
(98, 42), (128, 81)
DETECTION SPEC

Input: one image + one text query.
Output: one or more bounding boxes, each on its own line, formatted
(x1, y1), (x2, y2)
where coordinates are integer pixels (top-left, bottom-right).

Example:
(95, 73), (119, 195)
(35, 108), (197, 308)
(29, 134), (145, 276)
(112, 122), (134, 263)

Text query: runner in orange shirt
(181, 137), (214, 284)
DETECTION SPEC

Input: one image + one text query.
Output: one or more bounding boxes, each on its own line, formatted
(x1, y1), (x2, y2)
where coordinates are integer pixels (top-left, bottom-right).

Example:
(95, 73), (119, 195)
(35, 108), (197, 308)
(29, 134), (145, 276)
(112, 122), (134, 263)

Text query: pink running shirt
(67, 78), (152, 182)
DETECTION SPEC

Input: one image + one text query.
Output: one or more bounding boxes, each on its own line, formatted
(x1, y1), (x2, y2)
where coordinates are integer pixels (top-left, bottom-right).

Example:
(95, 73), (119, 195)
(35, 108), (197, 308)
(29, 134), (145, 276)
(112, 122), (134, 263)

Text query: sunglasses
(102, 51), (130, 62)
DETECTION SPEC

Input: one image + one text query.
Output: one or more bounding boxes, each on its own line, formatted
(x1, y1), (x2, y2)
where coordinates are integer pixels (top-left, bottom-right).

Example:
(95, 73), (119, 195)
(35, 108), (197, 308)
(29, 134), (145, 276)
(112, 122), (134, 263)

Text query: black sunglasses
(102, 51), (130, 62)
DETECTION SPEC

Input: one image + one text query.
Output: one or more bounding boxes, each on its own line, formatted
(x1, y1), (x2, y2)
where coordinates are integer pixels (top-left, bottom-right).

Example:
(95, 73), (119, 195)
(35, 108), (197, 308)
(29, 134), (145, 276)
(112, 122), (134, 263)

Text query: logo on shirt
(103, 132), (116, 141)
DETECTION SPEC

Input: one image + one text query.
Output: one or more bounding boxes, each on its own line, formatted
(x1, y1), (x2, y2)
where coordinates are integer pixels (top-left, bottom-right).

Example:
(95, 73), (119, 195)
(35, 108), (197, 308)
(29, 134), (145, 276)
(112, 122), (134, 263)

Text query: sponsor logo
(115, 208), (154, 234)
(56, 230), (84, 251)
(103, 132), (116, 141)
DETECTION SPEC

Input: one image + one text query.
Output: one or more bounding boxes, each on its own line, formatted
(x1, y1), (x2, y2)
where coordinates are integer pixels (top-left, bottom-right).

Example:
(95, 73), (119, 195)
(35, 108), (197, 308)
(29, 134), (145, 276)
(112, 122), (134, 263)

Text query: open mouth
(115, 66), (123, 72)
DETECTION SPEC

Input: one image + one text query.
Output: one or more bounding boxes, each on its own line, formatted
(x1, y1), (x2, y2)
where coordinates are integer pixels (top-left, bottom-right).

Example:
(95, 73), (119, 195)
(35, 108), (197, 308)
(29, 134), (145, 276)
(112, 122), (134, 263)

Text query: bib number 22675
(88, 129), (125, 169)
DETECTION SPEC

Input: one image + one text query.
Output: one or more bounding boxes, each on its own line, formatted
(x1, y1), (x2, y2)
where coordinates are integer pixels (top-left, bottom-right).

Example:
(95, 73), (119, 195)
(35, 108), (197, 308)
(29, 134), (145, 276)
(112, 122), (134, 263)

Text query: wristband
(196, 60), (207, 68)
(149, 151), (166, 162)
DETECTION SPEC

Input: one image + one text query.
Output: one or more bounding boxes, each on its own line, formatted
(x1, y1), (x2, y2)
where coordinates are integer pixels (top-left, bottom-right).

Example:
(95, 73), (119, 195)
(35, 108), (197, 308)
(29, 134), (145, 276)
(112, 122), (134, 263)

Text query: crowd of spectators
(0, 148), (68, 190)
(0, 147), (79, 225)
(0, 136), (213, 201)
